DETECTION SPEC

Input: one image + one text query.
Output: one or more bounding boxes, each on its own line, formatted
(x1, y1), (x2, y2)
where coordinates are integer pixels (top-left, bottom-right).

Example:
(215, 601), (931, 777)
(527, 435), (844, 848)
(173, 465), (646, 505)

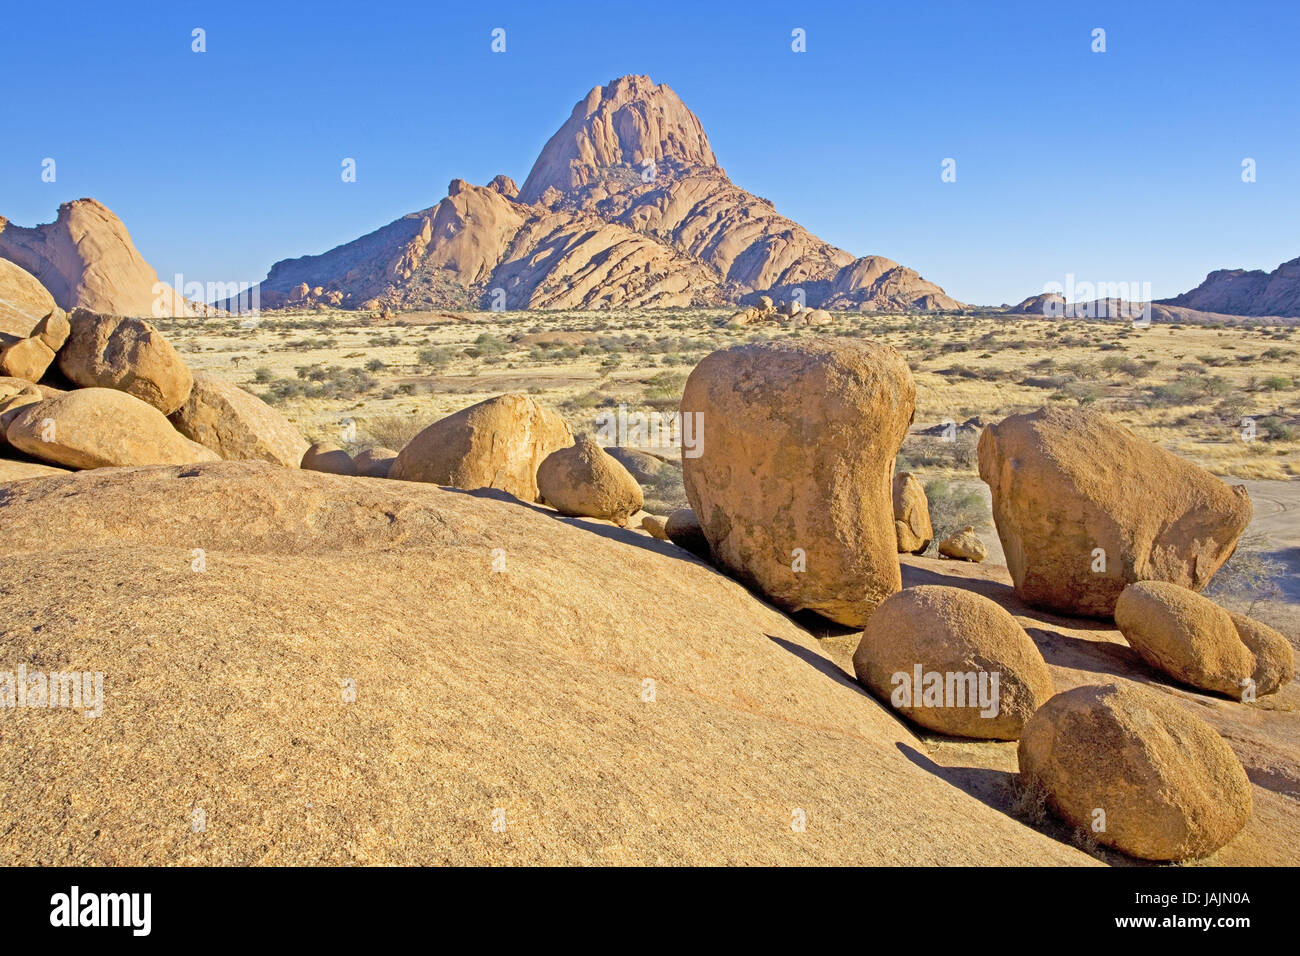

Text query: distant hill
(1159, 256), (1300, 317)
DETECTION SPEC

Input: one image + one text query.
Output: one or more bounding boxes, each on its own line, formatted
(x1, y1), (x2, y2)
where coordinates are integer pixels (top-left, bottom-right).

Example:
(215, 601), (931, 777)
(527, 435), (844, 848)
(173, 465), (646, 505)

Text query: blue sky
(3, 0), (1297, 305)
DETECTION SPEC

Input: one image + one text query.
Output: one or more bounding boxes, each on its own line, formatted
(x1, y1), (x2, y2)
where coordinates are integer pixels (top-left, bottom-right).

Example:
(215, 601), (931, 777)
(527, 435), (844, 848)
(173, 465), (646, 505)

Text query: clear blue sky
(3, 0), (1297, 305)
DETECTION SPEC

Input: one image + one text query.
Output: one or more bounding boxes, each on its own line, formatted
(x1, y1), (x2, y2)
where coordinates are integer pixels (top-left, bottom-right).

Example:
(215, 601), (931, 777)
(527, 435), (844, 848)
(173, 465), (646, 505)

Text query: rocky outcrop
(537, 435), (643, 524)
(519, 74), (716, 201)
(169, 372), (309, 467)
(853, 586), (1054, 740)
(6, 387), (218, 469)
(978, 408), (1252, 617)
(1115, 582), (1294, 698)
(0, 461), (1093, 865)
(0, 199), (199, 317)
(1008, 292), (1067, 316)
(821, 257), (964, 312)
(221, 76), (961, 313)
(1161, 255), (1300, 317)
(681, 340), (915, 626)
(388, 393), (572, 501)
(1018, 683), (1253, 861)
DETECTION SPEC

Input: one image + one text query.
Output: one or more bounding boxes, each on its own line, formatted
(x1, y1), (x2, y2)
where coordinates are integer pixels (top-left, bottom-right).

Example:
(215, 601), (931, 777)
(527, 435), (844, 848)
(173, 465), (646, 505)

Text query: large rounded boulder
(538, 435), (644, 524)
(681, 340), (915, 627)
(892, 472), (932, 554)
(5, 387), (218, 469)
(353, 447), (398, 478)
(1115, 581), (1294, 698)
(169, 371), (309, 467)
(389, 393), (572, 502)
(300, 442), (357, 476)
(978, 407), (1251, 617)
(852, 585), (1054, 739)
(604, 445), (670, 483)
(1018, 683), (1253, 861)
(58, 309), (193, 414)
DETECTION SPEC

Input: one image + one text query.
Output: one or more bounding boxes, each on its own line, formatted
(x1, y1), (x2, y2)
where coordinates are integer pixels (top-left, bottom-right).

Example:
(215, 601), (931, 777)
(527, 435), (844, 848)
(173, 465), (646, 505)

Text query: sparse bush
(417, 346), (454, 369)
(1204, 541), (1286, 615)
(923, 478), (991, 541)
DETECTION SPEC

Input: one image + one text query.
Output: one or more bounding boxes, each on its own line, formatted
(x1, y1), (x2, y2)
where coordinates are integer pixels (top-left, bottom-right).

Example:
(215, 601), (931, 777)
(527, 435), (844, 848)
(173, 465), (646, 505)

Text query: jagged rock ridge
(1160, 256), (1300, 317)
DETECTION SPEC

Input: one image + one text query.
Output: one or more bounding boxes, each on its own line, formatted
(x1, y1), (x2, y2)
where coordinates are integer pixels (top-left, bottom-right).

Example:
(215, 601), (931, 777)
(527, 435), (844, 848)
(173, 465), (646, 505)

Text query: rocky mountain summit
(231, 75), (962, 313)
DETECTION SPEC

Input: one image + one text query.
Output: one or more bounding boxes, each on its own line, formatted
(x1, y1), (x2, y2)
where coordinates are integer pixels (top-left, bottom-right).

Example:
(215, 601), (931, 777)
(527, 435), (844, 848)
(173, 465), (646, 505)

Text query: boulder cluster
(0, 296), (1289, 864)
(1, 302), (305, 475)
(726, 296), (833, 328)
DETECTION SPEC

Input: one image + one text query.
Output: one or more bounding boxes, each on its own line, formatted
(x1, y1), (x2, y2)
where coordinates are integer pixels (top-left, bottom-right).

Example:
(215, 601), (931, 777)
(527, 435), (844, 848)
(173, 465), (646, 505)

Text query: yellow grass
(159, 308), (1300, 479)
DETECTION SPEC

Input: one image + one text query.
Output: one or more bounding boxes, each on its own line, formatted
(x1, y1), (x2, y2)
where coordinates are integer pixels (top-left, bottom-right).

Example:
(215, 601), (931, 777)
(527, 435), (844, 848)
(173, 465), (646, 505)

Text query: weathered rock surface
(1018, 683), (1253, 860)
(1115, 582), (1294, 697)
(389, 393), (572, 501)
(5, 388), (218, 469)
(853, 585), (1054, 740)
(300, 442), (357, 476)
(0, 461), (1092, 865)
(893, 472), (932, 554)
(169, 372), (308, 467)
(681, 339), (915, 626)
(537, 435), (643, 524)
(58, 309), (194, 414)
(938, 526), (988, 562)
(978, 407), (1252, 617)
(0, 199), (200, 316)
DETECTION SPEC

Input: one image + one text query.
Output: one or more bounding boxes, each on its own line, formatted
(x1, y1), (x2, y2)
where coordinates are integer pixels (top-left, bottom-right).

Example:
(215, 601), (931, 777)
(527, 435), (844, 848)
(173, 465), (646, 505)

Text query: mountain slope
(236, 75), (962, 313)
(1160, 256), (1300, 317)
